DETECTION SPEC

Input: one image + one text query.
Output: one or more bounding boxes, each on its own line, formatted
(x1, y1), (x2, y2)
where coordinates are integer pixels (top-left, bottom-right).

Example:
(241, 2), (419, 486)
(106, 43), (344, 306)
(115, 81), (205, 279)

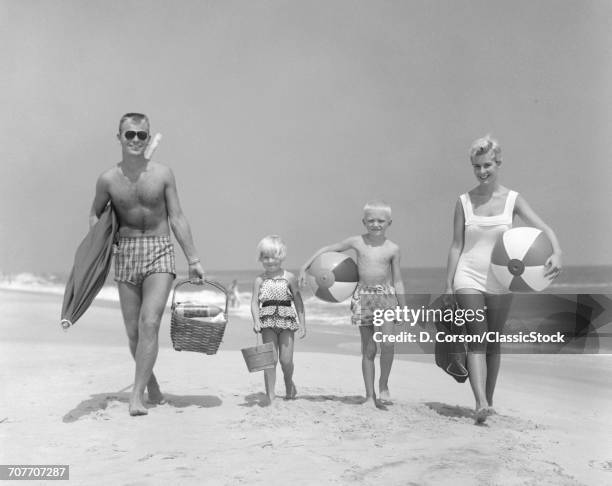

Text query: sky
(1, 0), (611, 273)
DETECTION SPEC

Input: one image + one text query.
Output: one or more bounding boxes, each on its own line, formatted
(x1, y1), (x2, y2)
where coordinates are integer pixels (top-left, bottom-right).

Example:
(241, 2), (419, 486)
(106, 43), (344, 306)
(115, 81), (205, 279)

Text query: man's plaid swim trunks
(114, 235), (176, 286)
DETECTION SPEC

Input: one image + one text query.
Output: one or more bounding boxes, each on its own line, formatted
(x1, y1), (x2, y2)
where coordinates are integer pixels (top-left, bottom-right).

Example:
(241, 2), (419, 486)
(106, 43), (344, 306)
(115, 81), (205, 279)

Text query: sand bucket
(241, 336), (276, 372)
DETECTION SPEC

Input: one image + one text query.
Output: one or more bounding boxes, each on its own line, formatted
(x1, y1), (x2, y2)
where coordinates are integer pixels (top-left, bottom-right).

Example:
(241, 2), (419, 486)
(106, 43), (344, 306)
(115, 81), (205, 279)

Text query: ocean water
(1, 265), (610, 327)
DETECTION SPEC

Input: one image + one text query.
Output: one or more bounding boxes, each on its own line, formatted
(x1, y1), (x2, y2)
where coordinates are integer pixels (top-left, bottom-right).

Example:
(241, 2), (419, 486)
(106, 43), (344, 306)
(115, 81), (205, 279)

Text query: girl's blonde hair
(257, 235), (287, 261)
(469, 134), (502, 164)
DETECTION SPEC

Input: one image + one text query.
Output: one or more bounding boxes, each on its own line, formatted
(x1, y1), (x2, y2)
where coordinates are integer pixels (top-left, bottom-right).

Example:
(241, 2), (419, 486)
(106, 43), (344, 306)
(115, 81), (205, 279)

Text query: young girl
(445, 135), (562, 424)
(251, 235), (306, 404)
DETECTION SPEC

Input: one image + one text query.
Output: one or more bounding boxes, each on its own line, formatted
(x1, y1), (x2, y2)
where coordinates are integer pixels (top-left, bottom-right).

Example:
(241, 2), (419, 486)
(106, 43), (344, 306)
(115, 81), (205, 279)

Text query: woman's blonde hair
(469, 134), (502, 164)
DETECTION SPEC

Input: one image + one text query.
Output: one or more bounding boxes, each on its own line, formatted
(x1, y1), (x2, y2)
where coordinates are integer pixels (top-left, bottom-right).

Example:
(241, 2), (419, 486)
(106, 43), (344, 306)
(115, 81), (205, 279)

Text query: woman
(445, 135), (562, 424)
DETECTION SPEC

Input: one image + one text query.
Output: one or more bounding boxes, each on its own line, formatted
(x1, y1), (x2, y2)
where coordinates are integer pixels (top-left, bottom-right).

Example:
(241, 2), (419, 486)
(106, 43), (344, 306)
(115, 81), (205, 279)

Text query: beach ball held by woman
(491, 227), (556, 292)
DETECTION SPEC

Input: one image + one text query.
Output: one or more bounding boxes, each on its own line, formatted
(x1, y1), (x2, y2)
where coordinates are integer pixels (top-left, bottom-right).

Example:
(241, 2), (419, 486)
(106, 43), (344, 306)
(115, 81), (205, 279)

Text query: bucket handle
(171, 278), (229, 316)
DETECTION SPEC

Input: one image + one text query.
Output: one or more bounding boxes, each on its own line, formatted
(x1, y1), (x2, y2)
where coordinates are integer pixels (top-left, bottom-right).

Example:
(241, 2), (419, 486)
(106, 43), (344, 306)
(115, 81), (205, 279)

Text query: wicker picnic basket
(170, 279), (229, 355)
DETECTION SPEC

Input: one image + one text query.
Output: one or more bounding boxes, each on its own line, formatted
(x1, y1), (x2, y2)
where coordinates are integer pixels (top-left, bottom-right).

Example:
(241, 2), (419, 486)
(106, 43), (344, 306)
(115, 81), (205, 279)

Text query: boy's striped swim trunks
(114, 235), (176, 286)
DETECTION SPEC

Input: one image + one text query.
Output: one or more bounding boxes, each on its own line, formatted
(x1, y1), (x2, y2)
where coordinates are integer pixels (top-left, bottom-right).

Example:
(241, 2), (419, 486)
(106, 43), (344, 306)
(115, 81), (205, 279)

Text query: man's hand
(189, 262), (205, 283)
(298, 267), (308, 287)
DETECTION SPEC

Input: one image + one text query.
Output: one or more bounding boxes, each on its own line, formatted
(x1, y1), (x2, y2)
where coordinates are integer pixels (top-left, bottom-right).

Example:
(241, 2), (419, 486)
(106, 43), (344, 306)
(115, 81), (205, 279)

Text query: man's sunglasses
(123, 131), (149, 141)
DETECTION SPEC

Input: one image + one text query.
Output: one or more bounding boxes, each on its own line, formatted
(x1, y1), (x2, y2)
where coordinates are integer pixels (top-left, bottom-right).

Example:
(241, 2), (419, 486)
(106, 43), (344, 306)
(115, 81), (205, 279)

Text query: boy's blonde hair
(257, 235), (287, 260)
(469, 134), (502, 164)
(363, 200), (392, 219)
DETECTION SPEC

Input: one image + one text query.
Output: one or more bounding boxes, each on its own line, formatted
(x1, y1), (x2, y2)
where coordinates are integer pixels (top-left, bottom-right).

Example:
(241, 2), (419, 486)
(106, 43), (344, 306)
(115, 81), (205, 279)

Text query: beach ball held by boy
(305, 252), (359, 303)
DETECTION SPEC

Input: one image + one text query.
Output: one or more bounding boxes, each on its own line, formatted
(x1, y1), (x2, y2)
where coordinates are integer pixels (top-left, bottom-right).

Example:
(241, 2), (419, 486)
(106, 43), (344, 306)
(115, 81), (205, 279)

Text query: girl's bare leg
(278, 330), (296, 399)
(261, 328), (279, 405)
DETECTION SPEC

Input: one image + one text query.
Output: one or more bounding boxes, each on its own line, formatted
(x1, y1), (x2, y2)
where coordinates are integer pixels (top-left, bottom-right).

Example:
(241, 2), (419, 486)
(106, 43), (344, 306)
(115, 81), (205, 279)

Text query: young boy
(299, 201), (405, 409)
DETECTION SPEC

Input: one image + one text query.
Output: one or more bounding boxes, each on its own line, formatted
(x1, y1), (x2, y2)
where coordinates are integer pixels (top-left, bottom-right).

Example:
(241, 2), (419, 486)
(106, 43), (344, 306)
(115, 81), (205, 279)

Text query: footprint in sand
(137, 453), (154, 462)
(137, 451), (187, 462)
(589, 459), (612, 471)
(161, 451), (186, 460)
(92, 410), (110, 421)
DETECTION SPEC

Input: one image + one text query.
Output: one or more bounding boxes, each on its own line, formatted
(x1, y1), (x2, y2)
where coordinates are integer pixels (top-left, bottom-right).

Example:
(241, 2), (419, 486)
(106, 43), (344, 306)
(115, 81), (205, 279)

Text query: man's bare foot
(285, 382), (297, 400)
(129, 399), (148, 416)
(146, 385), (167, 405)
(146, 393), (167, 405)
(263, 394), (275, 406)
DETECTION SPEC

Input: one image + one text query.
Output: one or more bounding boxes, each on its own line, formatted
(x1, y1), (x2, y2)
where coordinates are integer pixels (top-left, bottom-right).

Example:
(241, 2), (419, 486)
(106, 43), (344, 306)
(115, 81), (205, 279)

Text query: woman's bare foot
(486, 400), (496, 414)
(475, 407), (492, 424)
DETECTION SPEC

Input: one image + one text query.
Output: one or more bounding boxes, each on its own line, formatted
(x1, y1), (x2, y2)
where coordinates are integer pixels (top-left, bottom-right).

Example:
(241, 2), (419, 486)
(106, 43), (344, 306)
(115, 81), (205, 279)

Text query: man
(90, 113), (204, 416)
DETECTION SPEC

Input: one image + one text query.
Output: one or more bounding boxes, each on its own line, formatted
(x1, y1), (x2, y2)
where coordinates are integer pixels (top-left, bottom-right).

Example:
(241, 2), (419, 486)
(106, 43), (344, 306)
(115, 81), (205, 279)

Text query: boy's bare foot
(361, 395), (388, 410)
(358, 395), (373, 405)
(379, 388), (391, 402)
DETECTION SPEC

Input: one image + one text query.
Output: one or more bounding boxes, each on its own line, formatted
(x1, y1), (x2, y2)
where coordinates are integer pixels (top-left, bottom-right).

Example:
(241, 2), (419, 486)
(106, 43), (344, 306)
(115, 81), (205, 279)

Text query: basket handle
(171, 278), (229, 316)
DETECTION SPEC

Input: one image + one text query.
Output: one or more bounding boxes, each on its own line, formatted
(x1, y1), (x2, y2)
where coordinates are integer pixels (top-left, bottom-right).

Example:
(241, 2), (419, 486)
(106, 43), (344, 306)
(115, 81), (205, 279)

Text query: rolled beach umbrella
(60, 204), (117, 329)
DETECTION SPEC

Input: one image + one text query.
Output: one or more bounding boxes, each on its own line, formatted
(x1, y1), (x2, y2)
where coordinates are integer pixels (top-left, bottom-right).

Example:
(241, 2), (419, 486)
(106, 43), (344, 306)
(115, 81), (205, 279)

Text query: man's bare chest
(110, 175), (165, 209)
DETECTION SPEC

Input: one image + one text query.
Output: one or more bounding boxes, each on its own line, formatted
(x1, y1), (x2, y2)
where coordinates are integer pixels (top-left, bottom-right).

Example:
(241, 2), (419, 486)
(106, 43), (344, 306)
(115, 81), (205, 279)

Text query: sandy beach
(1, 289), (611, 485)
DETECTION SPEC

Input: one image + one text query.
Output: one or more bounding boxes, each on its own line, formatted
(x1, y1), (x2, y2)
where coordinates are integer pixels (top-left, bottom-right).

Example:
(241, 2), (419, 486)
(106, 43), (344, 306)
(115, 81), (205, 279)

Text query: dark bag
(433, 298), (469, 383)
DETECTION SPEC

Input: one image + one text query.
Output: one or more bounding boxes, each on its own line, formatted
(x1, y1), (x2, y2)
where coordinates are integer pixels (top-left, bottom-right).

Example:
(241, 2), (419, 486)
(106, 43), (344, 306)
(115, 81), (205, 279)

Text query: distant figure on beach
(251, 236), (306, 404)
(89, 113), (204, 416)
(445, 135), (562, 424)
(300, 201), (406, 409)
(228, 279), (240, 308)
